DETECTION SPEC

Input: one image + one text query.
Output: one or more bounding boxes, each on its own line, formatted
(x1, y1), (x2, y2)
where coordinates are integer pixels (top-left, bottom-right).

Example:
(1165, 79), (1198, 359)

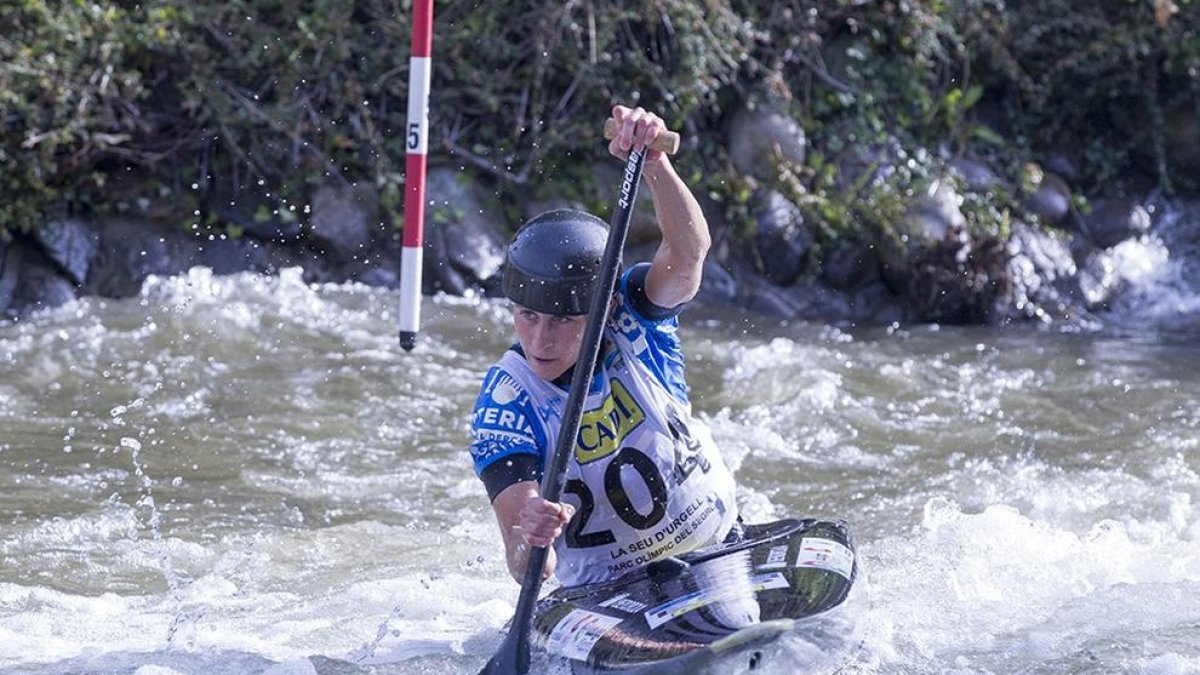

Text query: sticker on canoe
(598, 592), (648, 614)
(759, 544), (790, 570)
(546, 609), (625, 661)
(643, 572), (790, 629)
(795, 537), (854, 580)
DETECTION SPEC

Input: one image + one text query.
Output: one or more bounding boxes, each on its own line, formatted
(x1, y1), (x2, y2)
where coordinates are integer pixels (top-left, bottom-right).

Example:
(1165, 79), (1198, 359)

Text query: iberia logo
(574, 380), (645, 464)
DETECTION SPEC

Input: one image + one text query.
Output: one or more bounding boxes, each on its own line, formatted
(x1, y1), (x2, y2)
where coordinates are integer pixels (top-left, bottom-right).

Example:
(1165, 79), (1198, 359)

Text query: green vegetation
(2, 0), (1197, 247)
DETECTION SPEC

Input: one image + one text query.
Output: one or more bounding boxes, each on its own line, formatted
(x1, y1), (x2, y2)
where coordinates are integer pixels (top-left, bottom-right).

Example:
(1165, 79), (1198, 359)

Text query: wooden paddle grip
(603, 118), (681, 155)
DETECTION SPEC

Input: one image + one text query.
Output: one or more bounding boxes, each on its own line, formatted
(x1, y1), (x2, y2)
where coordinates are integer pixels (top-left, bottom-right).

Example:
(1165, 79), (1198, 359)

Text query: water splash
(1104, 201), (1200, 336)
(2, 271), (1197, 673)
(348, 601), (406, 663)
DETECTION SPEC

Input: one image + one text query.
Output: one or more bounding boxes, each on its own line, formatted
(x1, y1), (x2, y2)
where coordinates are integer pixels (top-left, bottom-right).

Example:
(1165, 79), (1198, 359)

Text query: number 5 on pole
(399, 0), (433, 351)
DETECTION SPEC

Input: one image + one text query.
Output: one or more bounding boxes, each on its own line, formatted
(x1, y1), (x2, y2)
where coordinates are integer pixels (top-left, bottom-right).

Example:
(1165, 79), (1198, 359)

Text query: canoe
(530, 518), (859, 673)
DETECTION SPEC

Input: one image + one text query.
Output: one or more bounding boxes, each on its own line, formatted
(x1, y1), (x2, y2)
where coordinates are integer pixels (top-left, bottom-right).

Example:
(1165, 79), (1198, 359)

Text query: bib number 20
(563, 447), (666, 549)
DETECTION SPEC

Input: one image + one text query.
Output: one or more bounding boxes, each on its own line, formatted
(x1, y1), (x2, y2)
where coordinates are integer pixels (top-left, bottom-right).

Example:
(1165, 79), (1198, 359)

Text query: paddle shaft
(480, 140), (653, 675)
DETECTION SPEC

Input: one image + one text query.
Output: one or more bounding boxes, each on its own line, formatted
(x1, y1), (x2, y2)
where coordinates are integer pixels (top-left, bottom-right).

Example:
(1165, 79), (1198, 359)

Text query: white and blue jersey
(469, 264), (739, 586)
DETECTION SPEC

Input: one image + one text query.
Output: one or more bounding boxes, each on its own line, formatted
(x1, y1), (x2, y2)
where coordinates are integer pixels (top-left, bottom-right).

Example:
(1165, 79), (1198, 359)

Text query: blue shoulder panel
(469, 364), (545, 475)
(613, 266), (690, 403)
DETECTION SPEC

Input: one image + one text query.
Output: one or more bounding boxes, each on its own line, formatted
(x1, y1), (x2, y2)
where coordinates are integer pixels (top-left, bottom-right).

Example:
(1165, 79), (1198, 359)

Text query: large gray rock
(783, 279), (854, 323)
(1024, 171), (1072, 226)
(424, 167), (506, 287)
(421, 221), (470, 296)
(727, 106), (806, 181)
(697, 257), (738, 304)
(5, 242), (77, 317)
(847, 281), (906, 325)
(754, 191), (812, 286)
(308, 183), (381, 264)
(82, 217), (198, 298)
(821, 239), (881, 291)
(30, 218), (98, 285)
(949, 158), (1001, 192)
(738, 276), (798, 320)
(193, 233), (299, 277)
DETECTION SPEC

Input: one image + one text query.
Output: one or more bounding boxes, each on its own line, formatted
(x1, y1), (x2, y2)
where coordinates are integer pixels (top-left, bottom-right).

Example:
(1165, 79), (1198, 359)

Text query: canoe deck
(530, 518), (858, 672)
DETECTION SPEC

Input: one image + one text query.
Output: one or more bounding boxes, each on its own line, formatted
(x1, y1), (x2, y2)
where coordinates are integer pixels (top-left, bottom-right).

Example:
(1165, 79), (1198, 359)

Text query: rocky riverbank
(2, 103), (1182, 330)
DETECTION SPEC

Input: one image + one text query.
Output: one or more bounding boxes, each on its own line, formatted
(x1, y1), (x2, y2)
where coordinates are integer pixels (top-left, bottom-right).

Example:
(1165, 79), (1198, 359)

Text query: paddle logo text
(617, 149), (642, 210)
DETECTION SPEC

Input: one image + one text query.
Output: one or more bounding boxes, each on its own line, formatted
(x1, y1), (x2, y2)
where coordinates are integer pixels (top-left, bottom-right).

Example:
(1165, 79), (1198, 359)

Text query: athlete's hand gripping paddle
(479, 117), (681, 675)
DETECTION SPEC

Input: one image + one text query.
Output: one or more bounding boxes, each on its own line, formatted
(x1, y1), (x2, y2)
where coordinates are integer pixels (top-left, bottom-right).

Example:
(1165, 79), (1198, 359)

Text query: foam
(859, 498), (1200, 669)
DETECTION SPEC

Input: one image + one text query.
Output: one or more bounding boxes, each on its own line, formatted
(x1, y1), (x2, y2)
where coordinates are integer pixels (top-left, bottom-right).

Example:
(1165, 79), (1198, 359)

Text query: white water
(1, 244), (1197, 674)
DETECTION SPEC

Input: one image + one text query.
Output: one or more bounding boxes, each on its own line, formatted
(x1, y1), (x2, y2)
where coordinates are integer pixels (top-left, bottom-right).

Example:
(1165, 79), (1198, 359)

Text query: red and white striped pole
(399, 0), (433, 352)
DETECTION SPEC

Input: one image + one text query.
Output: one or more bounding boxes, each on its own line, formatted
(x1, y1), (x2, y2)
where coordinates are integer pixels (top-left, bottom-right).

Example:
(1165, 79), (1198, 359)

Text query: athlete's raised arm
(607, 105), (711, 310)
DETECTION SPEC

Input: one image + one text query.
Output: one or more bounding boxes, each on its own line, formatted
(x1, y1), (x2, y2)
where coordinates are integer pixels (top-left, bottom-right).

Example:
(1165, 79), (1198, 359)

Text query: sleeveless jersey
(470, 281), (738, 587)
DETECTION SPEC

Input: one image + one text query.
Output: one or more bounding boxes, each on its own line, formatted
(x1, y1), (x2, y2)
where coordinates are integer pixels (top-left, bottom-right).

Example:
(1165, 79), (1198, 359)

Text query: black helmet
(502, 209), (608, 315)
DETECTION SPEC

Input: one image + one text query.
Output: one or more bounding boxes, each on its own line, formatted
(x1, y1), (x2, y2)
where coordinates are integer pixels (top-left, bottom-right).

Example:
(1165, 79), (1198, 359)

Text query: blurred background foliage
(2, 0), (1197, 241)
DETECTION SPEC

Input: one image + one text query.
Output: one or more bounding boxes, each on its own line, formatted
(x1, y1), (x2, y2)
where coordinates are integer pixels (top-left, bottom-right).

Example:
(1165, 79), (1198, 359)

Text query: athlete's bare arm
(607, 105), (710, 310)
(492, 480), (575, 582)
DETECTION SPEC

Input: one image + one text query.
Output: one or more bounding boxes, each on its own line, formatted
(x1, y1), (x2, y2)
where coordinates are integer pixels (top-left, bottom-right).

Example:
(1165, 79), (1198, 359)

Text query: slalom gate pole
(398, 0), (433, 352)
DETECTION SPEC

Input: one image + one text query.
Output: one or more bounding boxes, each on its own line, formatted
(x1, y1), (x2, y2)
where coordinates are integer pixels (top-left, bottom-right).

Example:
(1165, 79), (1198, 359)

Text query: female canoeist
(467, 105), (742, 587)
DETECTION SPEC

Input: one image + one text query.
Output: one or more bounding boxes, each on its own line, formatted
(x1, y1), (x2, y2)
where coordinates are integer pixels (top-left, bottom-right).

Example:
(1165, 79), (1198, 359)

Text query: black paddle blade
(479, 625), (530, 675)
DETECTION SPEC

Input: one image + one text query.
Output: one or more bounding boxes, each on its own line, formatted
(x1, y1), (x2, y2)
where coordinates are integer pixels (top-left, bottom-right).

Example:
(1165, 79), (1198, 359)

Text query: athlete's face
(511, 305), (588, 382)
